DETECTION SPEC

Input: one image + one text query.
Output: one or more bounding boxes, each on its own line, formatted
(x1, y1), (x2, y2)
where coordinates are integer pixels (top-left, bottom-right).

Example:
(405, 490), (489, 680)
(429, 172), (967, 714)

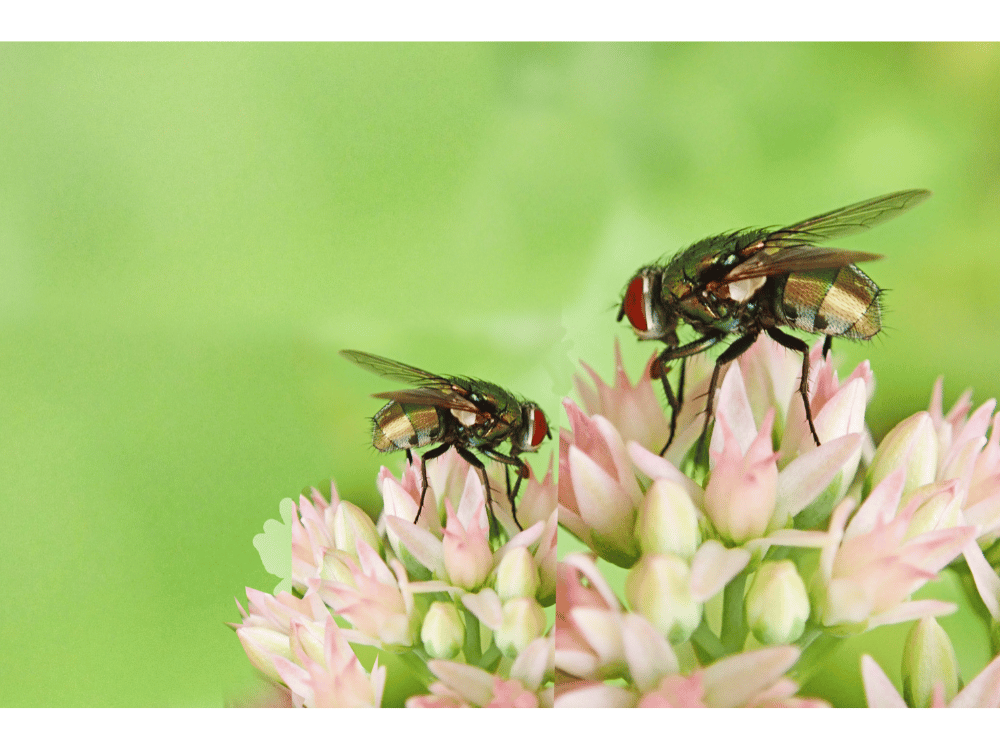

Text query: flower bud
(636, 479), (701, 559)
(868, 412), (938, 495)
(332, 501), (381, 557)
(495, 598), (547, 657)
(443, 501), (493, 591)
(625, 553), (701, 644)
(494, 546), (540, 601)
(421, 602), (466, 659)
(745, 561), (810, 645)
(704, 412), (779, 544)
(237, 626), (293, 683)
(902, 617), (959, 707)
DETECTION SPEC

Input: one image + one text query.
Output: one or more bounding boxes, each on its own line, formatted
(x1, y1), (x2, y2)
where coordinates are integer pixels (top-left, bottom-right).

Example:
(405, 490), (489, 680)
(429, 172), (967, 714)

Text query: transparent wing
(372, 387), (479, 412)
(724, 246), (882, 283)
(340, 350), (450, 387)
(769, 189), (931, 245)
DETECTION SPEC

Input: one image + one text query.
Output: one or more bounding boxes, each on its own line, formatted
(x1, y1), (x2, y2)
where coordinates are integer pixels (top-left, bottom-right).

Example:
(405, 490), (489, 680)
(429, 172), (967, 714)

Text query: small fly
(618, 189), (932, 455)
(340, 350), (550, 531)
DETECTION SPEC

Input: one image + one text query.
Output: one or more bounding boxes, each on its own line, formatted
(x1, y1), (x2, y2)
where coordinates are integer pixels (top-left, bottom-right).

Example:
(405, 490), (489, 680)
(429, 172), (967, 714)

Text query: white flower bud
(495, 598), (547, 657)
(902, 617), (959, 707)
(332, 501), (381, 557)
(868, 412), (938, 495)
(625, 553), (701, 645)
(421, 602), (465, 660)
(636, 479), (701, 559)
(745, 561), (810, 645)
(494, 546), (540, 601)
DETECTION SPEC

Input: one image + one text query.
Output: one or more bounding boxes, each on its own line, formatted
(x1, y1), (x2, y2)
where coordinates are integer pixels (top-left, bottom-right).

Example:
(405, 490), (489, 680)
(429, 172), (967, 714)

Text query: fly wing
(341, 350), (451, 387)
(372, 387), (480, 413)
(723, 246), (882, 283)
(768, 189), (931, 245)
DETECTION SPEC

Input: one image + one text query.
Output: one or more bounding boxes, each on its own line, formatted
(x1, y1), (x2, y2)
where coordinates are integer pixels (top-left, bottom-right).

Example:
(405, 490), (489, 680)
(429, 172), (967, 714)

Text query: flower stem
(463, 606), (482, 663)
(790, 630), (840, 687)
(691, 620), (726, 663)
(720, 569), (749, 654)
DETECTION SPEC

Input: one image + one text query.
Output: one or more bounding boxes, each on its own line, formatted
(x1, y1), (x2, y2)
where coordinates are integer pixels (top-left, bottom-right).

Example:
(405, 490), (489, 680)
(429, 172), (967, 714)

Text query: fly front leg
(766, 327), (821, 446)
(482, 447), (527, 532)
(415, 442), (452, 523)
(656, 333), (725, 455)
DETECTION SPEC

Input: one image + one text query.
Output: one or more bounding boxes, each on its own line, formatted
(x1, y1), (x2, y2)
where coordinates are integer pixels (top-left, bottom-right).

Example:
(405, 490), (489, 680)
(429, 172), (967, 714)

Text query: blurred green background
(2, 43), (999, 706)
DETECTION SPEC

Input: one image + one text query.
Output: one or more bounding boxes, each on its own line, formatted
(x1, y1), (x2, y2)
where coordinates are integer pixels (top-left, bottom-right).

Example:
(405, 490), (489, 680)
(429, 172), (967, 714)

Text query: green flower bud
(902, 617), (959, 707)
(495, 598), (546, 657)
(636, 479), (701, 559)
(868, 412), (937, 495)
(420, 602), (465, 660)
(745, 561), (810, 645)
(625, 553), (701, 645)
(332, 501), (381, 557)
(494, 546), (540, 601)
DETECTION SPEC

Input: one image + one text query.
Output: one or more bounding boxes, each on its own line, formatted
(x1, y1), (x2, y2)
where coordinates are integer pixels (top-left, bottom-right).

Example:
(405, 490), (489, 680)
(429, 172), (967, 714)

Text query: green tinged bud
(494, 546), (540, 601)
(636, 479), (701, 559)
(420, 602), (465, 659)
(902, 617), (959, 707)
(744, 561), (809, 645)
(332, 501), (381, 557)
(625, 553), (701, 645)
(868, 412), (938, 495)
(495, 598), (547, 657)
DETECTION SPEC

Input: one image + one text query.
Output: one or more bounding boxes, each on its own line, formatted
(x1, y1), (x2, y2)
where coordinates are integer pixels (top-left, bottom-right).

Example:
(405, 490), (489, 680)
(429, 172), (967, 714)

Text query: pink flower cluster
(235, 448), (555, 707)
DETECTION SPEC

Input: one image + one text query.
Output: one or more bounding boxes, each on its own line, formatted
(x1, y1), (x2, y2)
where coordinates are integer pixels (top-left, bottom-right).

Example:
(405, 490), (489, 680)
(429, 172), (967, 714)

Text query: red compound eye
(623, 276), (649, 332)
(530, 408), (548, 447)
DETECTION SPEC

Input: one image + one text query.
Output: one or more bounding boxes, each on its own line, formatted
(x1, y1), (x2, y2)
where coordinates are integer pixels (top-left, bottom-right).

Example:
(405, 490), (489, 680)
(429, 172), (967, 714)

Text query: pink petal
(701, 646), (800, 707)
(963, 540), (1000, 619)
(861, 654), (907, 707)
(554, 682), (636, 708)
(689, 540), (751, 603)
(951, 652), (1000, 707)
(711, 361), (757, 458)
(620, 612), (679, 692)
(776, 433), (861, 518)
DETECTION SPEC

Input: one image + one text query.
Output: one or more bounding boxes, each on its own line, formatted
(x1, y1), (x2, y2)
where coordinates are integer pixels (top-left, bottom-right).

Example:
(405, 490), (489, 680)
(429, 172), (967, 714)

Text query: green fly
(618, 189), (932, 454)
(340, 350), (550, 531)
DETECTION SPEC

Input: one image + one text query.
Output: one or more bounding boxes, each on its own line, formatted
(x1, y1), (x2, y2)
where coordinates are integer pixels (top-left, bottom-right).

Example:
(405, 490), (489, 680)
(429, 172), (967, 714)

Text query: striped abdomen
(774, 265), (881, 340)
(372, 402), (445, 452)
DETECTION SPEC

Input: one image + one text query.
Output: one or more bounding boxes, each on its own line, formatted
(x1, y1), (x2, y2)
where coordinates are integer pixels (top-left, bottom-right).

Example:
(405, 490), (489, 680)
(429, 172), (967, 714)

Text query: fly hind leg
(766, 327), (821, 446)
(414, 442), (452, 523)
(455, 445), (502, 537)
(696, 331), (760, 460)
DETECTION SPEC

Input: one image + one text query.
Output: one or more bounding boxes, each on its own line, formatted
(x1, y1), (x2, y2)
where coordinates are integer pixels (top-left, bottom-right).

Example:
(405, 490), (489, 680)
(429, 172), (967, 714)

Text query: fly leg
(657, 333), (725, 456)
(822, 335), (833, 359)
(766, 327), (821, 446)
(696, 331), (760, 461)
(482, 448), (528, 532)
(455, 446), (501, 537)
(414, 442), (452, 523)
(651, 352), (681, 456)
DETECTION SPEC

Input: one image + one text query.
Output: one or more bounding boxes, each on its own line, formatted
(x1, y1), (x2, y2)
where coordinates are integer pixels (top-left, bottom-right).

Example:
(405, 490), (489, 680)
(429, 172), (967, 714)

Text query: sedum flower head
(237, 447), (555, 706)
(558, 340), (1000, 707)
(554, 554), (826, 707)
